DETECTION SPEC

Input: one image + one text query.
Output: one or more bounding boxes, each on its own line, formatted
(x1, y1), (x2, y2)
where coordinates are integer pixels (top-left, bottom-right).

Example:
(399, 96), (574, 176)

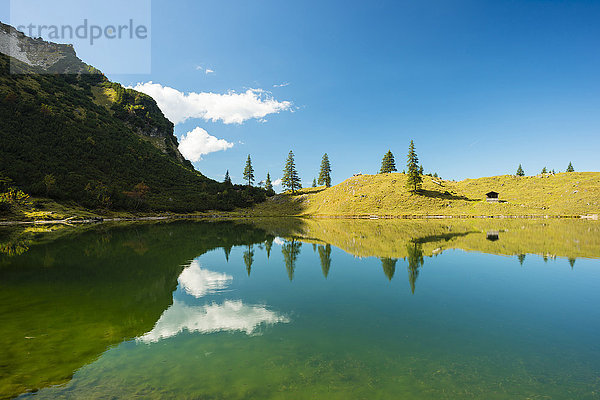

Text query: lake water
(1, 218), (599, 399)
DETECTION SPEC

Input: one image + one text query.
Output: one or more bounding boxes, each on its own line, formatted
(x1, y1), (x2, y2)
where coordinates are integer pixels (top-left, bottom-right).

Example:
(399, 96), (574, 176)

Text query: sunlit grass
(242, 172), (600, 217)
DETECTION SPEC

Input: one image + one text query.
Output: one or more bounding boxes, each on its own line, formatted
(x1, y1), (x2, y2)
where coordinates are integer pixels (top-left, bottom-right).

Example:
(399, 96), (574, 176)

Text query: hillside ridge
(243, 172), (600, 217)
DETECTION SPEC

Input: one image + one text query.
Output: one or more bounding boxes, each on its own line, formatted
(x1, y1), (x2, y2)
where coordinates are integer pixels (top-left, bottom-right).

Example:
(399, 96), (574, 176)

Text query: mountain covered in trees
(0, 23), (266, 212)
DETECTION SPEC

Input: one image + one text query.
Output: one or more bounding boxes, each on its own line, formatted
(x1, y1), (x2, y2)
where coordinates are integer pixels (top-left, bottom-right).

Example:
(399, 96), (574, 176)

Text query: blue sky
(2, 0), (599, 186)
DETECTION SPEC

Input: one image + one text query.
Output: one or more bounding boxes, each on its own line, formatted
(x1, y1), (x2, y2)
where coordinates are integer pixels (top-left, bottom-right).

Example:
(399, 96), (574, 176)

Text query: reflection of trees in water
(0, 240), (30, 256)
(318, 244), (332, 278)
(406, 241), (424, 294)
(282, 239), (302, 281)
(0, 221), (276, 399)
(265, 238), (273, 259)
(381, 258), (397, 281)
(243, 244), (254, 276)
(223, 245), (232, 262)
(518, 254), (526, 266)
(569, 257), (576, 268)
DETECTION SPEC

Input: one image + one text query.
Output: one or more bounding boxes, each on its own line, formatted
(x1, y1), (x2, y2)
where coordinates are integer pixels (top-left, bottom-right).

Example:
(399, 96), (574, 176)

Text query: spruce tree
(243, 155), (254, 186)
(282, 151), (301, 193)
(312, 178), (317, 188)
(566, 162), (574, 172)
(541, 167), (548, 174)
(379, 150), (397, 174)
(516, 164), (525, 176)
(318, 153), (332, 187)
(224, 170), (232, 185)
(418, 165), (424, 175)
(265, 173), (273, 192)
(405, 140), (422, 193)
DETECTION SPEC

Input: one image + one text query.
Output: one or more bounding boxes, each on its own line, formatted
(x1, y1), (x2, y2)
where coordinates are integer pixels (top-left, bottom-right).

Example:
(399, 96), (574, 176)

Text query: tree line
(231, 142), (579, 196)
(235, 141), (429, 194)
(231, 151), (332, 194)
(516, 162), (575, 177)
(239, 237), (424, 292)
(378, 140), (430, 193)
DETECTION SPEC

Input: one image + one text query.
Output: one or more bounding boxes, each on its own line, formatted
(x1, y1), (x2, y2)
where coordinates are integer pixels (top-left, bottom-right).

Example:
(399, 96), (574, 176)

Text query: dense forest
(0, 52), (268, 212)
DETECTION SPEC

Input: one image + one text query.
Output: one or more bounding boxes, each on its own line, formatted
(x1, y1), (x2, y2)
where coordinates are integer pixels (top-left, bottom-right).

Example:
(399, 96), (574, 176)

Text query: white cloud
(178, 127), (234, 162)
(273, 82), (290, 88)
(272, 178), (282, 187)
(195, 65), (204, 71)
(137, 300), (289, 343)
(205, 69), (215, 74)
(178, 260), (232, 298)
(130, 82), (292, 125)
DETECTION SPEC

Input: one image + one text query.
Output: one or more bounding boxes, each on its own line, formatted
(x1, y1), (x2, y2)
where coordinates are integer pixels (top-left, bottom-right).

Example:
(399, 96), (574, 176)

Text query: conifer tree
(516, 164), (525, 176)
(541, 167), (548, 174)
(282, 151), (301, 193)
(312, 178), (317, 188)
(318, 153), (332, 187)
(379, 150), (397, 174)
(405, 140), (422, 193)
(566, 162), (575, 172)
(418, 165), (424, 175)
(224, 170), (232, 185)
(243, 155), (254, 186)
(265, 173), (273, 192)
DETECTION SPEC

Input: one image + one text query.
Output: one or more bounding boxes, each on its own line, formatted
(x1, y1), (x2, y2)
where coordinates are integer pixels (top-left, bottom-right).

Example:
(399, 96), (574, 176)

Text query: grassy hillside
(243, 172), (600, 217)
(0, 51), (267, 214)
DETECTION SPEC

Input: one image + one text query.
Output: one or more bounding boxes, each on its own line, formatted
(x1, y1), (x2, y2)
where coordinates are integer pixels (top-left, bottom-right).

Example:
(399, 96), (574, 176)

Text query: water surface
(1, 219), (599, 399)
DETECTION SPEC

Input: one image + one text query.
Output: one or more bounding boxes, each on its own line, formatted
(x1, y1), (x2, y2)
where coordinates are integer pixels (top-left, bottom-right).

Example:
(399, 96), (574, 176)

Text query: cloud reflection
(138, 260), (289, 343)
(138, 300), (289, 343)
(178, 260), (232, 298)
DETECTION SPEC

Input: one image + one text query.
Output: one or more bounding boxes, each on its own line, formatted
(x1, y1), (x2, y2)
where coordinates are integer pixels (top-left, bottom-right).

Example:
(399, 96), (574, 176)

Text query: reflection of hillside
(247, 218), (600, 260)
(0, 221), (273, 400)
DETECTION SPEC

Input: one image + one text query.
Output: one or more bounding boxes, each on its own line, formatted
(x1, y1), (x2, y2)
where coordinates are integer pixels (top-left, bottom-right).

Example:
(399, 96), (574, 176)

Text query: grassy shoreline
(1, 212), (598, 227)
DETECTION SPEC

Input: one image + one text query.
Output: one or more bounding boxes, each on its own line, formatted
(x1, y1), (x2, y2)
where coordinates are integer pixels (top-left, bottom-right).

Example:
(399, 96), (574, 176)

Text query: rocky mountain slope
(0, 22), (266, 212)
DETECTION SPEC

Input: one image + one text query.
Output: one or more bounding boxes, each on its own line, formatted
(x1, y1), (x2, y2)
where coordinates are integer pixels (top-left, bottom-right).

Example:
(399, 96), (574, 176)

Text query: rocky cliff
(0, 21), (188, 165)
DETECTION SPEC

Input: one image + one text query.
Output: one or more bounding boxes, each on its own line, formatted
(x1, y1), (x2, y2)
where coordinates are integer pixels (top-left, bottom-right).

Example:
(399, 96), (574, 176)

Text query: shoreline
(1, 213), (598, 227)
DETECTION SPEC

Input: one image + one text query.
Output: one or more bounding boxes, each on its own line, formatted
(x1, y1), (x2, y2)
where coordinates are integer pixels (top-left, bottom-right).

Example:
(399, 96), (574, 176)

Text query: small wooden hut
(485, 191), (499, 202)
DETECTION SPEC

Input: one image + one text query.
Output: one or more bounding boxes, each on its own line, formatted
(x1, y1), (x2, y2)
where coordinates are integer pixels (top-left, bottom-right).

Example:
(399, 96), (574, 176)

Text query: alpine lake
(1, 218), (599, 399)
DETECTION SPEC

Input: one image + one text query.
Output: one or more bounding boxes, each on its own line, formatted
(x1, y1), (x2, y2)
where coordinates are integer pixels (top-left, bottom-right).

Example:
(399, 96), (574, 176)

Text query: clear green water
(1, 220), (600, 399)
